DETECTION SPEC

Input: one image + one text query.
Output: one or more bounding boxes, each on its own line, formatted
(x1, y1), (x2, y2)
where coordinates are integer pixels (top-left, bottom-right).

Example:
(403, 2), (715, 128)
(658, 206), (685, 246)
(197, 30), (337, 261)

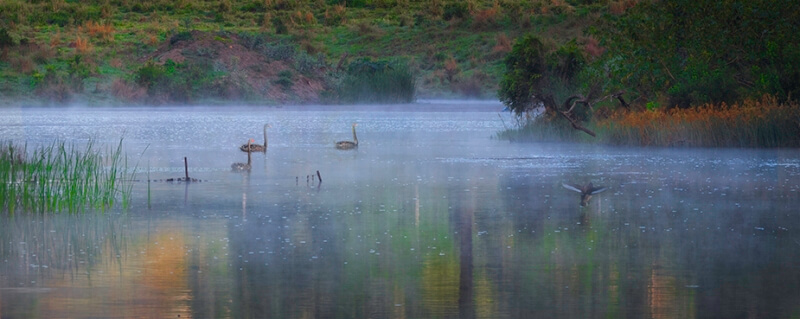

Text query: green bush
(443, 3), (468, 20)
(134, 59), (242, 103)
(170, 31), (193, 45)
(0, 28), (13, 48)
(498, 34), (549, 114)
(275, 70), (293, 90)
(272, 16), (288, 34)
(338, 58), (415, 103)
(241, 1), (266, 12)
(597, 0), (800, 106)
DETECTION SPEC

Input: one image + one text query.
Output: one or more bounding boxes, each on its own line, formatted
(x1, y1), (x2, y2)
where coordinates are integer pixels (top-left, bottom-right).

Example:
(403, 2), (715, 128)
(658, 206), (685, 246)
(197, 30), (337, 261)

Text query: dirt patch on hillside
(143, 31), (326, 104)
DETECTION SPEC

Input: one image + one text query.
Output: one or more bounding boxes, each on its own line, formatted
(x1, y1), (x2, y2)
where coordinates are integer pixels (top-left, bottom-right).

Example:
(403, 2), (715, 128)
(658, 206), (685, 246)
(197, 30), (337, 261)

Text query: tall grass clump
(597, 95), (800, 148)
(1, 139), (133, 214)
(337, 58), (416, 103)
(496, 113), (591, 143)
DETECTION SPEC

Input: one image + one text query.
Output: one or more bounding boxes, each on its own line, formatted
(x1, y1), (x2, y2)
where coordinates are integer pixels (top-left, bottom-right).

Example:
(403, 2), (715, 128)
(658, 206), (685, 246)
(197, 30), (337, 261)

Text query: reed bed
(496, 114), (589, 143)
(1, 139), (132, 214)
(597, 96), (800, 148)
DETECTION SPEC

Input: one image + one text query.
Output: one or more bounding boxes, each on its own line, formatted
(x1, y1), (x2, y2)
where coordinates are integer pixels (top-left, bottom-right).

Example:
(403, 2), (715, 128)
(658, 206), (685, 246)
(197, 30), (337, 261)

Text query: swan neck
(352, 125), (358, 145)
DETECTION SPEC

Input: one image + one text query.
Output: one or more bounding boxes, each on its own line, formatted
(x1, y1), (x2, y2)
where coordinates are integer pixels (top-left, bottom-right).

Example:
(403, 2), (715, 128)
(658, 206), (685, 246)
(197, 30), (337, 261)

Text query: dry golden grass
(74, 36), (92, 54)
(597, 95), (800, 147)
(82, 21), (115, 42)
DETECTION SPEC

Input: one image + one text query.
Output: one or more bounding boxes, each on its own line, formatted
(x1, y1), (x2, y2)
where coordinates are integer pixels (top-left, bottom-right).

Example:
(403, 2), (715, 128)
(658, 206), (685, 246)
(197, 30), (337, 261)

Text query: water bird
(335, 123), (358, 150)
(232, 140), (253, 171)
(240, 124), (270, 152)
(562, 182), (607, 206)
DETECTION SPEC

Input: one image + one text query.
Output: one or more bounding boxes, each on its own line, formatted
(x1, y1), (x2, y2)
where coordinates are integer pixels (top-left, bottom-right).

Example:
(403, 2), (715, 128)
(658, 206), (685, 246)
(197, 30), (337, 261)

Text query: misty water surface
(1, 102), (799, 318)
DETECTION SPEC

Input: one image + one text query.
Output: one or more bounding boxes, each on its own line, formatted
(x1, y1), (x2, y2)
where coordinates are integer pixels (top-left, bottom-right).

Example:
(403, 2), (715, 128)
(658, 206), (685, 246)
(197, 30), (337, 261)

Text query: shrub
(0, 28), (13, 48)
(169, 31), (193, 45)
(443, 3), (468, 20)
(324, 5), (347, 26)
(337, 58), (415, 103)
(241, 1), (266, 12)
(275, 70), (293, 90)
(272, 16), (288, 34)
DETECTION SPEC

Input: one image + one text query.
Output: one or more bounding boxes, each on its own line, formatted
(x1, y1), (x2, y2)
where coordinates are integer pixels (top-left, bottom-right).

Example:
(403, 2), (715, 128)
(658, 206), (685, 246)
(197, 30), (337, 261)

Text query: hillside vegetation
(0, 0), (611, 105)
(4, 1), (796, 147)
(495, 0), (800, 147)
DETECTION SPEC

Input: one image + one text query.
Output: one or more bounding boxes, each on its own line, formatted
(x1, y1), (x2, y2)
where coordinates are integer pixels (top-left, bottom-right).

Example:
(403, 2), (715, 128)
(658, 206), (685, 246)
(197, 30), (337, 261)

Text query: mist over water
(1, 103), (799, 318)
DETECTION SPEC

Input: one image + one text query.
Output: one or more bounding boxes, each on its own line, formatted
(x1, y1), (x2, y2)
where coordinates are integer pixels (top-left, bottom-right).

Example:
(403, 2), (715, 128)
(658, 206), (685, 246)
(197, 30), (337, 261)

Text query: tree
(596, 0), (800, 108)
(498, 35), (615, 137)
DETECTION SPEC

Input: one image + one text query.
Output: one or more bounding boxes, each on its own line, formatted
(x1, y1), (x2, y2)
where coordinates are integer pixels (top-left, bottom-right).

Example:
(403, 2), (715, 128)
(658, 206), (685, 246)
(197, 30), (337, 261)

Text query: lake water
(1, 102), (799, 318)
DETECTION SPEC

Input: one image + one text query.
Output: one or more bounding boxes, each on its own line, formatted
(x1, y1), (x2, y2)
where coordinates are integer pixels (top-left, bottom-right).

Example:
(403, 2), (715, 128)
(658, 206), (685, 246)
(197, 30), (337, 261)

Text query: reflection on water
(1, 104), (800, 318)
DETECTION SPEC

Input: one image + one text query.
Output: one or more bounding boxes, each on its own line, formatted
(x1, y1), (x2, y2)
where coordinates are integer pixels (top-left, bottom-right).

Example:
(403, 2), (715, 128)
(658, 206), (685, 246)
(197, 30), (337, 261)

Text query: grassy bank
(0, 0), (611, 105)
(499, 96), (800, 148)
(596, 96), (800, 148)
(0, 139), (134, 214)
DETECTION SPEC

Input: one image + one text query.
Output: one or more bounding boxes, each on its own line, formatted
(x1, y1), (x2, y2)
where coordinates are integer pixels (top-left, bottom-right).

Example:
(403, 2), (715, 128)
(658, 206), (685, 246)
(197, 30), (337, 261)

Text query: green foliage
(547, 40), (585, 82)
(498, 34), (548, 114)
(272, 16), (288, 34)
(499, 34), (588, 116)
(294, 51), (327, 75)
(240, 1), (266, 12)
(135, 61), (167, 89)
(170, 31), (193, 45)
(597, 0), (800, 107)
(1, 139), (132, 214)
(275, 70), (293, 90)
(443, 3), (468, 21)
(337, 58), (415, 103)
(135, 59), (236, 103)
(0, 28), (13, 48)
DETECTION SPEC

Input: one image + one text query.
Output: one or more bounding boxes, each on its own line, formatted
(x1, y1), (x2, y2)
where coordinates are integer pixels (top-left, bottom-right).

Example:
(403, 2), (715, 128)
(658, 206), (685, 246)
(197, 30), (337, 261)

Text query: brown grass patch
(492, 33), (512, 55)
(472, 3), (499, 29)
(444, 56), (459, 82)
(83, 21), (115, 42)
(609, 0), (638, 15)
(10, 54), (35, 74)
(109, 58), (124, 68)
(324, 5), (347, 26)
(597, 95), (800, 147)
(584, 36), (604, 59)
(111, 78), (147, 102)
(73, 36), (92, 54)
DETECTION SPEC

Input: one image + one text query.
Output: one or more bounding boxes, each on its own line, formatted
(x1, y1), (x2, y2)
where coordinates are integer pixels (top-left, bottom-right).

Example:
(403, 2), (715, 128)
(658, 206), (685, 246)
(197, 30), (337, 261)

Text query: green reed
(1, 139), (133, 214)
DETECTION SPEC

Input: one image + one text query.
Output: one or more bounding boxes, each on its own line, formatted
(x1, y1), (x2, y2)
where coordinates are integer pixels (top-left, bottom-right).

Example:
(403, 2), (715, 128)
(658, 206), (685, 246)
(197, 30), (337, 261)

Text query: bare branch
(556, 95), (596, 137)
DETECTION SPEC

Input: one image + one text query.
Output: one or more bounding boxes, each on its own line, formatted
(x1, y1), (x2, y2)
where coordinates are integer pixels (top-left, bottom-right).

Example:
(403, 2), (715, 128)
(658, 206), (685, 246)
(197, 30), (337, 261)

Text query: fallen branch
(557, 95), (597, 137)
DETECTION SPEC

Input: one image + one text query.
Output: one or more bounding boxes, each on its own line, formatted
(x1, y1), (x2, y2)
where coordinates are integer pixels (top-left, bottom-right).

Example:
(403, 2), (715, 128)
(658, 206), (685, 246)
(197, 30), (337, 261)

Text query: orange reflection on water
(28, 222), (194, 318)
(648, 264), (693, 319)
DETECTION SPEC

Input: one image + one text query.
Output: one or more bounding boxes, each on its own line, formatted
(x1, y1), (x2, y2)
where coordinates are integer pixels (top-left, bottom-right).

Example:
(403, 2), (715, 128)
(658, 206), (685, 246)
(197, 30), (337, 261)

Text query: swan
(562, 182), (607, 206)
(335, 123), (358, 150)
(232, 140), (253, 171)
(241, 124), (269, 153)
